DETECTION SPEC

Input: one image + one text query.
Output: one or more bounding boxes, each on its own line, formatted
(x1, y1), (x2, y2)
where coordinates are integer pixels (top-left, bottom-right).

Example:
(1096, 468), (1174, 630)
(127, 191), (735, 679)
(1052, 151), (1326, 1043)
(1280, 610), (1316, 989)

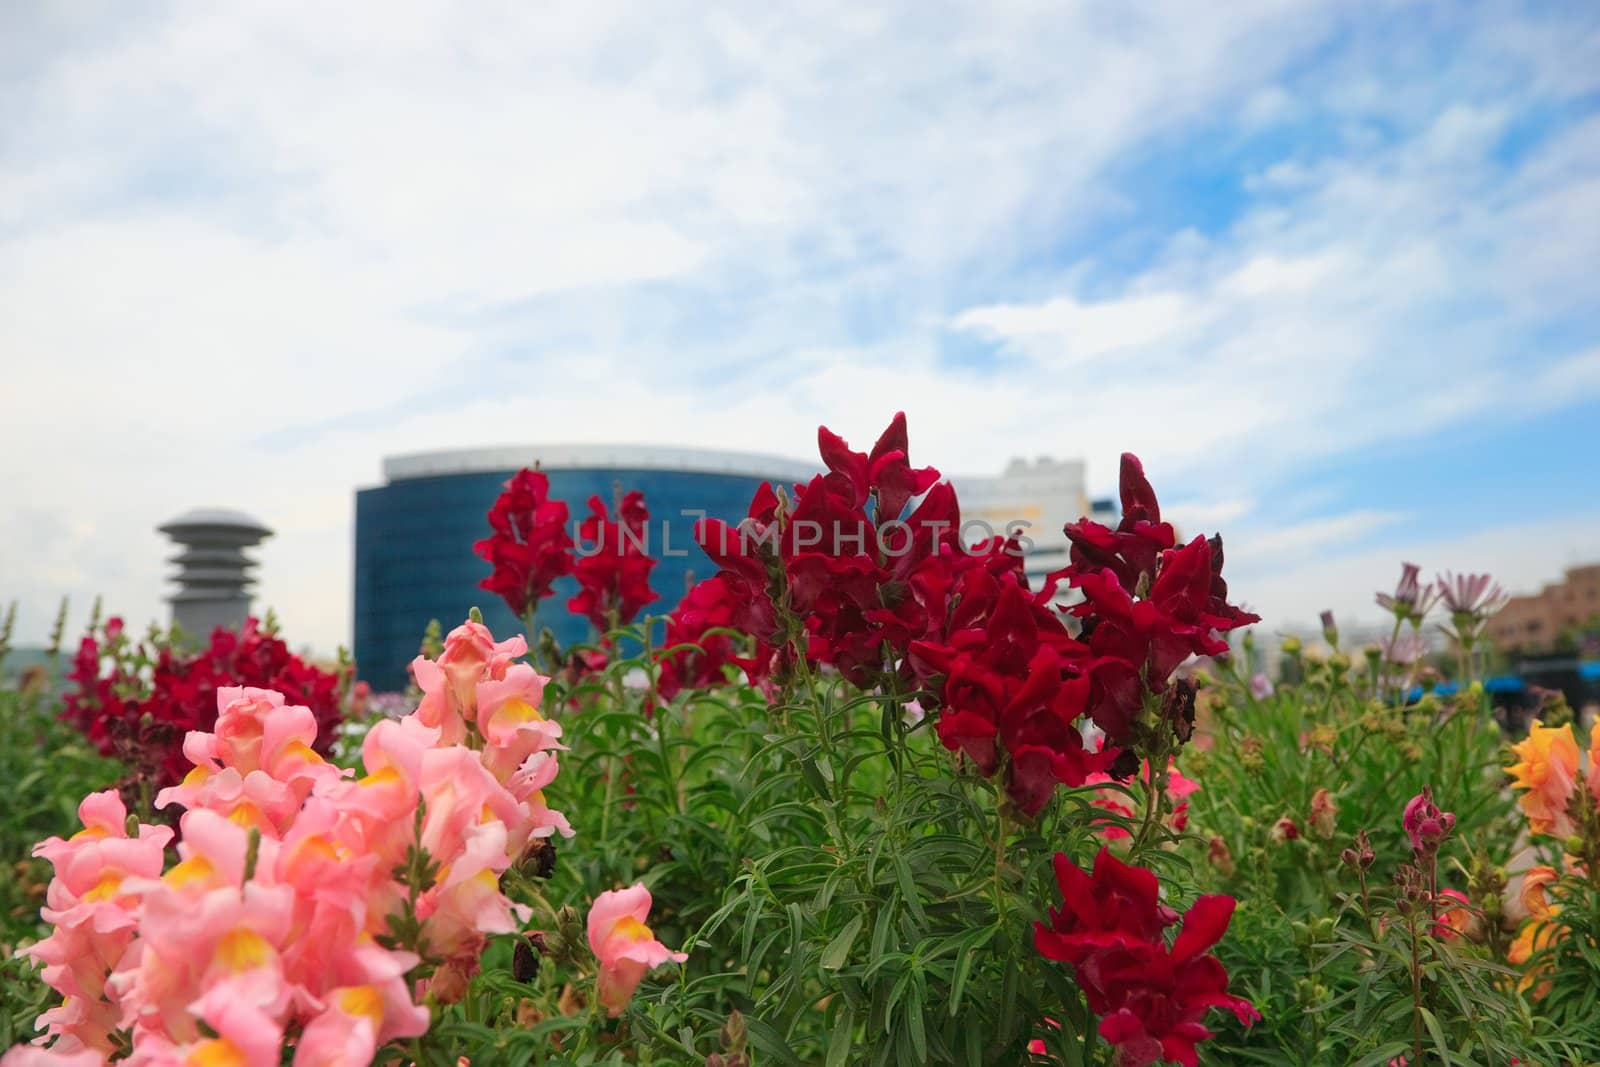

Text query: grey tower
(158, 509), (273, 638)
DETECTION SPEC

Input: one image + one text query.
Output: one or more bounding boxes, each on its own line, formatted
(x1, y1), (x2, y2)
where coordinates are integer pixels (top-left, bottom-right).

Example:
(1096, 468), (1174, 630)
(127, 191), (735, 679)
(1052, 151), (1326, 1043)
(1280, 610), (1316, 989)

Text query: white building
(952, 456), (1114, 591)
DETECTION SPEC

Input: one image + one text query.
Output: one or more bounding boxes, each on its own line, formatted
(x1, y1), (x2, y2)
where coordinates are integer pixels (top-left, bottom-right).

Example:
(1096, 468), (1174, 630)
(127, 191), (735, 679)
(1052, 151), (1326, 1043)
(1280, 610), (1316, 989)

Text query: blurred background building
(352, 446), (1105, 690)
(159, 509), (274, 637)
(1486, 563), (1600, 654)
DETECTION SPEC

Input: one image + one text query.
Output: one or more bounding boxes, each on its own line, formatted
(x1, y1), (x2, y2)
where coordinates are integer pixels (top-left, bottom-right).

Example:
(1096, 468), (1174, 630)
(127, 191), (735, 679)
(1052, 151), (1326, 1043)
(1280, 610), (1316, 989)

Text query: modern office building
(353, 445), (1103, 690)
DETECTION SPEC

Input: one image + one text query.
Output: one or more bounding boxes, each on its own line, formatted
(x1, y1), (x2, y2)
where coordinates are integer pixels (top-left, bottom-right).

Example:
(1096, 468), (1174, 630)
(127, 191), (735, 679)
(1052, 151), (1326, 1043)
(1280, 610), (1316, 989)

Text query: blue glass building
(353, 446), (818, 691)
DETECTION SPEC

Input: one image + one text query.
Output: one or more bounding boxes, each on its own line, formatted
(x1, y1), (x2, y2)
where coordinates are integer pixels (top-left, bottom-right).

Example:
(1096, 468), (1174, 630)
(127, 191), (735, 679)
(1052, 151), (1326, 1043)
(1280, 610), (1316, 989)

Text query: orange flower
(1588, 722), (1600, 805)
(1507, 917), (1562, 998)
(1506, 720), (1580, 837)
(1520, 865), (1559, 923)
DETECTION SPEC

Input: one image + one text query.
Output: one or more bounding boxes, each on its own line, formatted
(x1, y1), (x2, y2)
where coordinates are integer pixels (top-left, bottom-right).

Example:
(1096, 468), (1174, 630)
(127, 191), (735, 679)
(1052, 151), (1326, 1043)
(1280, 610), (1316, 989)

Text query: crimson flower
(473, 469), (575, 619)
(568, 490), (659, 633)
(692, 482), (787, 687)
(1068, 534), (1258, 742)
(62, 616), (344, 792)
(817, 410), (940, 521)
(656, 576), (746, 701)
(910, 572), (1111, 816)
(1035, 849), (1258, 1067)
(1061, 455), (1177, 593)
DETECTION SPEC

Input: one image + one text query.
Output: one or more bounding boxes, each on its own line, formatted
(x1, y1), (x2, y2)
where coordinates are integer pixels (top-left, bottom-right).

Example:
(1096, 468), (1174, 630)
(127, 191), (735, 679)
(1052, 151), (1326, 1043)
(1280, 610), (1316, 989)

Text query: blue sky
(1, 1), (1597, 652)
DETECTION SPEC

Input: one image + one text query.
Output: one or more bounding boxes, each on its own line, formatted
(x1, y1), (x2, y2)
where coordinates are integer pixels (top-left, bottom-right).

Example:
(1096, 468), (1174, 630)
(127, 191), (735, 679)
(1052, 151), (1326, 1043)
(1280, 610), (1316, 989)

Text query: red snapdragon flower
(474, 469), (575, 619)
(692, 415), (971, 690)
(62, 617), (344, 791)
(1055, 461), (1259, 744)
(656, 576), (746, 701)
(1035, 849), (1258, 1067)
(910, 571), (1112, 816)
(1062, 454), (1177, 593)
(568, 490), (659, 633)
(683, 418), (1254, 819)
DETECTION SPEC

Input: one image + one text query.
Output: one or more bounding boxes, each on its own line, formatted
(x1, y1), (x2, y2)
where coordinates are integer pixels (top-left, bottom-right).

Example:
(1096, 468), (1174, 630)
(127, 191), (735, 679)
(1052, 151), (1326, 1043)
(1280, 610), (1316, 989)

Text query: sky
(2, 1), (1598, 656)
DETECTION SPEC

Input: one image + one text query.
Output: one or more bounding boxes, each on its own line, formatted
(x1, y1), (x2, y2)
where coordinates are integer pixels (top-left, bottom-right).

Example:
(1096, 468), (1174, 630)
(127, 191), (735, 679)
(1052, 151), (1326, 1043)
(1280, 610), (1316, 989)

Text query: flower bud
(1320, 610), (1339, 648)
(1207, 836), (1235, 878)
(721, 1009), (748, 1053)
(1309, 789), (1338, 839)
(513, 936), (541, 983)
(1281, 635), (1301, 657)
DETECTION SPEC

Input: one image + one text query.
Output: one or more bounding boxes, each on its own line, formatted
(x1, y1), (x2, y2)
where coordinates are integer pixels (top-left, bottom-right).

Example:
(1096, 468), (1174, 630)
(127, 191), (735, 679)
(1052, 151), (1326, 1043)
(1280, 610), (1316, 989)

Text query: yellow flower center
(337, 984), (385, 1022)
(612, 915), (653, 943)
(82, 872), (124, 903)
(213, 928), (273, 974)
(163, 855), (216, 889)
(185, 1038), (248, 1067)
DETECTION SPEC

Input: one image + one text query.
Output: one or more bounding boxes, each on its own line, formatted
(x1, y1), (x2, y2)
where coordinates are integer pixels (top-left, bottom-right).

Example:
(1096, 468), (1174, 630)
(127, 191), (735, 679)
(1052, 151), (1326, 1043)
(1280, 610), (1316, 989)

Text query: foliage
(0, 685), (123, 956)
(6, 417), (1600, 1066)
(1185, 636), (1600, 1064)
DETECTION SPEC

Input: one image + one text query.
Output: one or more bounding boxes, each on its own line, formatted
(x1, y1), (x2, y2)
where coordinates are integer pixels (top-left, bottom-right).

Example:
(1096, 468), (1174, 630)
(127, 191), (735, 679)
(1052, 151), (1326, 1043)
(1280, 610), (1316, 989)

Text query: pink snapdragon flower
(0, 1047), (105, 1067)
(24, 791), (173, 1055)
(1402, 788), (1455, 858)
(156, 688), (345, 836)
(587, 885), (688, 1016)
(1085, 759), (1199, 840)
(9, 617), (577, 1063)
(412, 621), (527, 746)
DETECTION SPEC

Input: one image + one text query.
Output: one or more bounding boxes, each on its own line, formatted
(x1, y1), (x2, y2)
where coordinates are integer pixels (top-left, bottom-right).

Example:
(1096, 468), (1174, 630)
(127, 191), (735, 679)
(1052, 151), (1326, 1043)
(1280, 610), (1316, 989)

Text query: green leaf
(743, 1014), (805, 1067)
(907, 976), (928, 1062)
(822, 914), (865, 971)
(1420, 1007), (1453, 1066)
(825, 1006), (856, 1067)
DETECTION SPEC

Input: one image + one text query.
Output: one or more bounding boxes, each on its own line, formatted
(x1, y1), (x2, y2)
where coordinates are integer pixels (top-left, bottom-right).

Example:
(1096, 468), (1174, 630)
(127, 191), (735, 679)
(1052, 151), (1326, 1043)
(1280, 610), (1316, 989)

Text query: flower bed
(2, 414), (1598, 1065)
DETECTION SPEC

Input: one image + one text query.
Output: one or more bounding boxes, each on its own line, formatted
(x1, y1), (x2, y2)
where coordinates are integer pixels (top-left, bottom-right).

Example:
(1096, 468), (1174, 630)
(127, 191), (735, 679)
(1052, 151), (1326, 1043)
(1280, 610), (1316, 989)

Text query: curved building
(354, 445), (818, 690)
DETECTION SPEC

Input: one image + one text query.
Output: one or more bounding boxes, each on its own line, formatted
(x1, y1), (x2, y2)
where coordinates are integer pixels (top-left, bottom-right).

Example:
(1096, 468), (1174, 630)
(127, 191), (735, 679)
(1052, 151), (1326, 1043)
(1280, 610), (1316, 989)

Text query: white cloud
(0, 1), (1596, 659)
(1234, 512), (1600, 636)
(1229, 510), (1405, 562)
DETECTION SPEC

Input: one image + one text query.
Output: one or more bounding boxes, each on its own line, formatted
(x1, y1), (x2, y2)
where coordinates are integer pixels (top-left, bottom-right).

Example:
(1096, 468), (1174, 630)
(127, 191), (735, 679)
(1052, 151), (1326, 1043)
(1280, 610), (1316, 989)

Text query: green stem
(1409, 911), (1424, 1065)
(523, 606), (541, 673)
(992, 806), (1010, 924)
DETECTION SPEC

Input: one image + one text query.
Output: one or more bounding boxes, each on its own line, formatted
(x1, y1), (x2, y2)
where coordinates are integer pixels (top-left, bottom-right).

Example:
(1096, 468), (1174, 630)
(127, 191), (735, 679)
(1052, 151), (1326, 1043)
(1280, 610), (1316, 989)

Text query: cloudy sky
(3, 1), (1598, 655)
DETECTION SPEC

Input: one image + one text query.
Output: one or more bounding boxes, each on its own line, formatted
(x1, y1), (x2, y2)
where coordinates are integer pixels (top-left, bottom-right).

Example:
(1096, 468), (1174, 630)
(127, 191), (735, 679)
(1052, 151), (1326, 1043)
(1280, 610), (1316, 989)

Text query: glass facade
(354, 466), (806, 691)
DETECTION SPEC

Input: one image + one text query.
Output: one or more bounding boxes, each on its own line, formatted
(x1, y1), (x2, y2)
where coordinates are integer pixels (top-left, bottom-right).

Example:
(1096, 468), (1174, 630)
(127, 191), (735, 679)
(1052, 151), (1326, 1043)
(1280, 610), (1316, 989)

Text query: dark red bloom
(1059, 454), (1177, 594)
(817, 411), (940, 521)
(682, 419), (1254, 819)
(62, 616), (344, 792)
(1035, 849), (1258, 1067)
(910, 573), (1112, 816)
(656, 576), (746, 701)
(473, 469), (575, 619)
(1065, 524), (1259, 744)
(692, 482), (786, 684)
(568, 489), (659, 633)
(692, 414), (968, 690)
